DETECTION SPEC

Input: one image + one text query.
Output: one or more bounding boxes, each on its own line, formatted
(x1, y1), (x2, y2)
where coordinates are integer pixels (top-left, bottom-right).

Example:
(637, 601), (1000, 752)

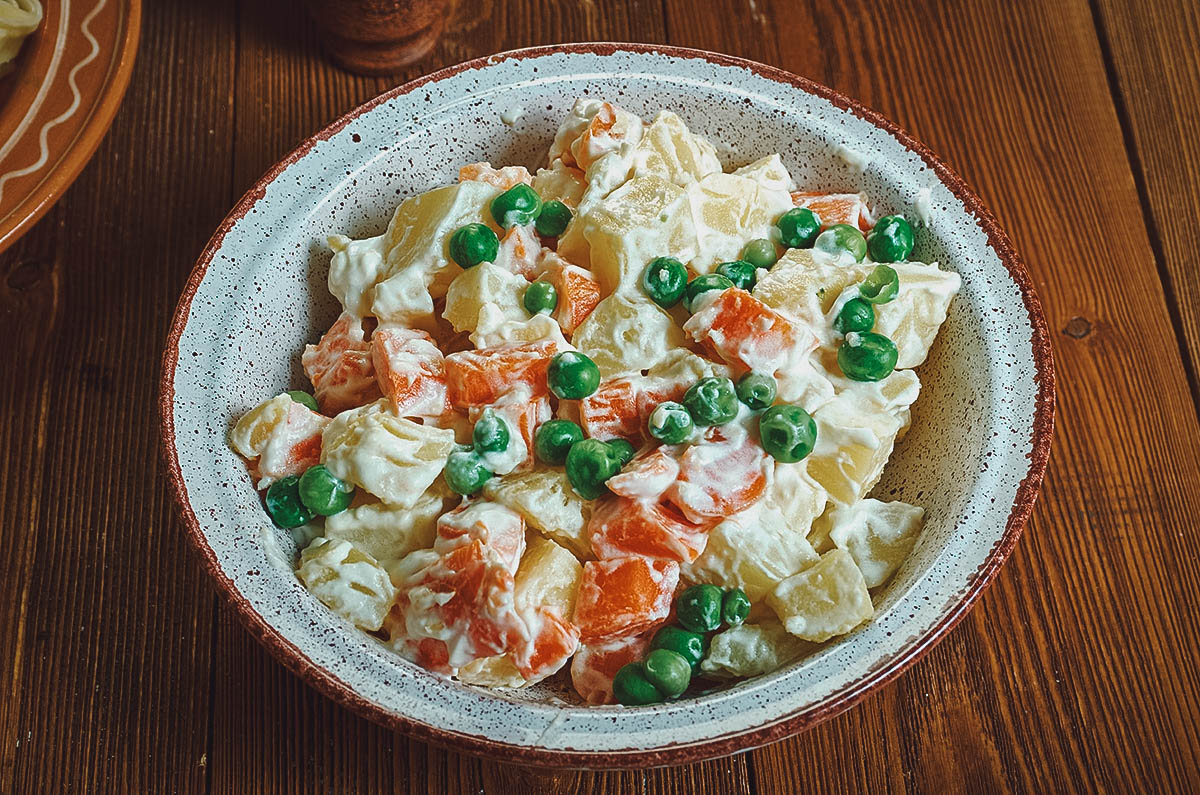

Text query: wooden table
(2, 0), (1198, 791)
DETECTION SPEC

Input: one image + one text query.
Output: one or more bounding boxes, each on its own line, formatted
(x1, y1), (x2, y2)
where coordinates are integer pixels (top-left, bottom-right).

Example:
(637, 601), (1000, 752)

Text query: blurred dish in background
(0, 0), (139, 254)
(0, 0), (42, 76)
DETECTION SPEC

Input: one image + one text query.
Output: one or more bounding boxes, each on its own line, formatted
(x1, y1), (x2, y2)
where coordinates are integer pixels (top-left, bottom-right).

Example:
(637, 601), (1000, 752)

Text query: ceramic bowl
(160, 43), (1054, 768)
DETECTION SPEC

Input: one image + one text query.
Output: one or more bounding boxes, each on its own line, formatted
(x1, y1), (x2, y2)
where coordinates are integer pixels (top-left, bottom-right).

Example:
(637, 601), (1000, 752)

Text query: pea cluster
(613, 584), (751, 706)
(447, 185), (574, 270)
(833, 258), (907, 383)
(263, 391), (357, 528)
(444, 407), (514, 495)
(645, 371), (817, 464)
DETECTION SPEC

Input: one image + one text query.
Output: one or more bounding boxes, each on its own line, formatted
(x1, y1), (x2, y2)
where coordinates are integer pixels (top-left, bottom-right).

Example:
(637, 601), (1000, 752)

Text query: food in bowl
(227, 99), (961, 706)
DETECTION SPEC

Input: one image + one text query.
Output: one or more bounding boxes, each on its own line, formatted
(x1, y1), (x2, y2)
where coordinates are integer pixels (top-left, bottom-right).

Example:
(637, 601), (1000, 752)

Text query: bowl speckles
(159, 44), (1054, 769)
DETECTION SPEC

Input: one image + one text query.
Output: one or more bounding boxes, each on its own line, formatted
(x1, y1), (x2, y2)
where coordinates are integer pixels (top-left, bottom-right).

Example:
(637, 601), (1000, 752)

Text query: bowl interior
(165, 46), (1045, 763)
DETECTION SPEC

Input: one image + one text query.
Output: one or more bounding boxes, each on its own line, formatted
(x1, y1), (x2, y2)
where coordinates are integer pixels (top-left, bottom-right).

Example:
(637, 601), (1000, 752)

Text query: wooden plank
(0, 2), (238, 792)
(661, 0), (1200, 791)
(1092, 0), (1200, 392)
(206, 3), (748, 794)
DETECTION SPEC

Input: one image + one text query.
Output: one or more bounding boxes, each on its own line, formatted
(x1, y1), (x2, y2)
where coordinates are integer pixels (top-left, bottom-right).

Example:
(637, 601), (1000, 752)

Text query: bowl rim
(158, 41), (1056, 769)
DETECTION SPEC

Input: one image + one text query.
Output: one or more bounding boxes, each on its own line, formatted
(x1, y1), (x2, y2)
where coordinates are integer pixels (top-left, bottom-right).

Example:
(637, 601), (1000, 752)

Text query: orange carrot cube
(790, 191), (874, 231)
(444, 340), (555, 407)
(573, 556), (679, 643)
(588, 495), (712, 564)
(682, 287), (816, 375)
(371, 326), (450, 418)
(301, 312), (381, 414)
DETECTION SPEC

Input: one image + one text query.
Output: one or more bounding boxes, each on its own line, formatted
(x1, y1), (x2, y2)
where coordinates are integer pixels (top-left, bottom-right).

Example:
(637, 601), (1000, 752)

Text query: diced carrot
(682, 287), (816, 375)
(458, 162), (532, 190)
(444, 341), (556, 407)
(496, 225), (541, 280)
(371, 326), (450, 418)
(571, 102), (620, 170)
(436, 501), (527, 574)
(577, 375), (689, 442)
(665, 427), (768, 523)
(414, 638), (452, 675)
(404, 539), (526, 664)
(573, 557), (679, 643)
(577, 378), (642, 441)
(539, 256), (601, 334)
(246, 399), (329, 487)
(789, 191), (874, 231)
(570, 632), (653, 705)
(301, 312), (381, 414)
(588, 494), (712, 563)
(511, 608), (580, 681)
(606, 448), (681, 502)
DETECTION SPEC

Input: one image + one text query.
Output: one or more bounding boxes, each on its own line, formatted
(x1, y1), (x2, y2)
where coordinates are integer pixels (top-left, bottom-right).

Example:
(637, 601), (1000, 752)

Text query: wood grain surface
(1, 0), (1197, 792)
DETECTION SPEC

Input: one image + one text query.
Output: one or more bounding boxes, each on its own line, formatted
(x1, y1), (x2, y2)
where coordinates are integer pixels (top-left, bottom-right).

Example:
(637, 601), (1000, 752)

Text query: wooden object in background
(304, 0), (450, 74)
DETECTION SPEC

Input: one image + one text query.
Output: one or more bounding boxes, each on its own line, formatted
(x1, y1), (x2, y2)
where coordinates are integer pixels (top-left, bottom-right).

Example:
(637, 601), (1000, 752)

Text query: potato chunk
(700, 620), (811, 678)
(321, 399), (455, 507)
(571, 293), (684, 377)
(768, 549), (873, 642)
(482, 468), (592, 559)
(826, 499), (925, 588)
(683, 505), (819, 602)
(297, 537), (397, 631)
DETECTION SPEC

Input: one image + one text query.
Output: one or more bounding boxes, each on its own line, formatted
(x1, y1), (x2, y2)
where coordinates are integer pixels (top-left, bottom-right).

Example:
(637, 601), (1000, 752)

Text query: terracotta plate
(0, 0), (140, 253)
(161, 44), (1055, 768)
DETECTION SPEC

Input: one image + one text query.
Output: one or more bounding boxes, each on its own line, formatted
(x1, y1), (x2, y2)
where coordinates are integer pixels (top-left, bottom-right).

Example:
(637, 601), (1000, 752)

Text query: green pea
(613, 663), (662, 706)
(606, 438), (636, 468)
(642, 649), (692, 699)
(721, 588), (751, 627)
(833, 296), (875, 334)
(297, 465), (355, 516)
(859, 264), (900, 305)
(685, 273), (735, 311)
(264, 475), (314, 529)
(534, 419), (584, 465)
(776, 207), (822, 248)
(444, 450), (493, 495)
(565, 438), (621, 500)
(715, 260), (757, 291)
(449, 223), (499, 268)
(523, 280), (558, 315)
(867, 215), (914, 263)
(472, 408), (510, 453)
(814, 223), (868, 263)
(838, 331), (899, 382)
(286, 390), (319, 412)
(742, 238), (778, 270)
(735, 371), (777, 411)
(759, 404), (818, 463)
(647, 400), (695, 444)
(641, 257), (688, 308)
(650, 625), (708, 672)
(490, 183), (542, 228)
(677, 584), (724, 633)
(547, 351), (601, 400)
(682, 377), (739, 427)
(534, 200), (572, 237)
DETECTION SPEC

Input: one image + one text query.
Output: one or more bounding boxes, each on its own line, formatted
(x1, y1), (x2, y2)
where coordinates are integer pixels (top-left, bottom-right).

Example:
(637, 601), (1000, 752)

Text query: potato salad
(228, 100), (961, 706)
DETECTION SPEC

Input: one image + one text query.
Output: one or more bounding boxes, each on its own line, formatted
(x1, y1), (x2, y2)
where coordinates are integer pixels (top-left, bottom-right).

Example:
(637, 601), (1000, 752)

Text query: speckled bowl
(160, 44), (1054, 768)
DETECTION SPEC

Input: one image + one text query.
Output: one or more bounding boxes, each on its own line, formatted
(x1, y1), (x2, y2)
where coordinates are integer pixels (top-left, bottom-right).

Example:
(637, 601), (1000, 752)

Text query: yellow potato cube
(806, 389), (912, 506)
(631, 111), (723, 186)
(764, 461), (829, 535)
(873, 262), (961, 369)
(682, 505), (818, 602)
(382, 180), (501, 300)
(532, 160), (587, 209)
(569, 174), (698, 294)
(457, 655), (527, 688)
(687, 172), (792, 273)
(322, 399), (456, 507)
(297, 537), (397, 631)
(700, 620), (812, 678)
(754, 248), (860, 329)
(826, 499), (925, 588)
(481, 468), (593, 559)
(442, 261), (530, 334)
(571, 292), (685, 377)
(514, 536), (583, 619)
(768, 548), (873, 642)
(732, 154), (797, 194)
(323, 493), (443, 584)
